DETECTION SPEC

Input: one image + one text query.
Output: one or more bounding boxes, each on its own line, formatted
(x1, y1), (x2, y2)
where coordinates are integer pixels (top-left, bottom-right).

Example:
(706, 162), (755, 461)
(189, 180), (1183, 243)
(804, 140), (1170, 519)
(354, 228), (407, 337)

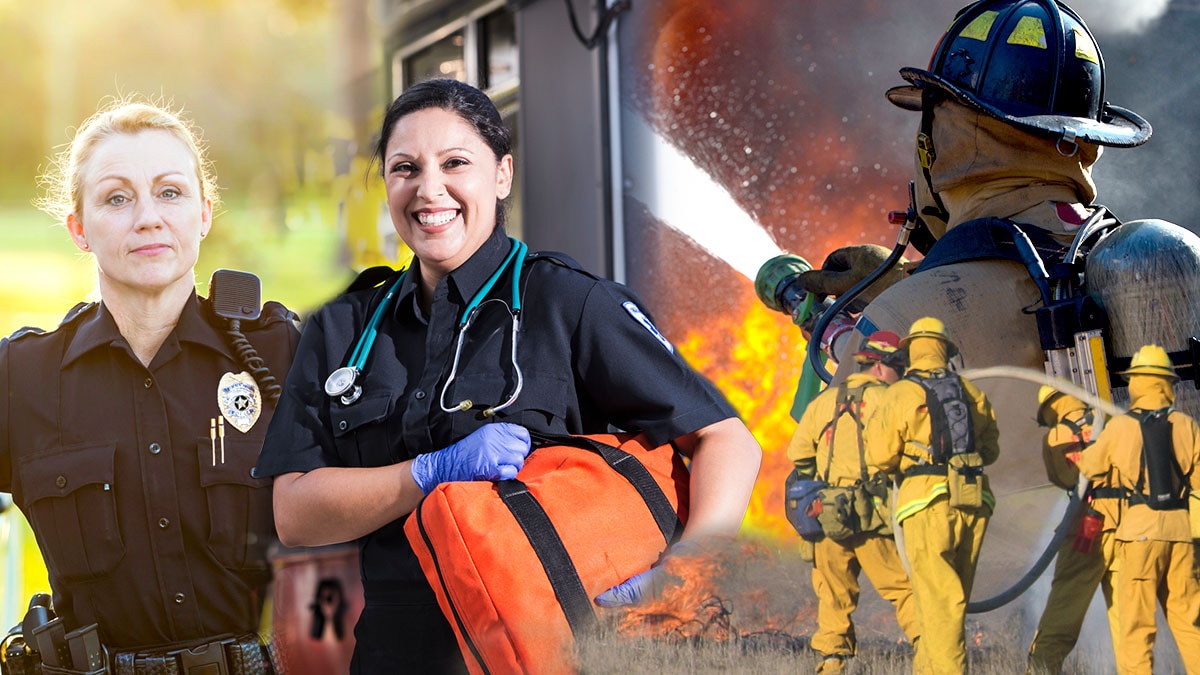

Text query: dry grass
(572, 537), (1187, 674)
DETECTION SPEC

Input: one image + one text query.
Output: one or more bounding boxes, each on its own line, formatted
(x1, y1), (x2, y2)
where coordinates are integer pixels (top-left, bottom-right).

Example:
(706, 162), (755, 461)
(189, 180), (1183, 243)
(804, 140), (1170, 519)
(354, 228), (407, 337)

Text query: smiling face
(67, 129), (211, 300)
(383, 106), (513, 285)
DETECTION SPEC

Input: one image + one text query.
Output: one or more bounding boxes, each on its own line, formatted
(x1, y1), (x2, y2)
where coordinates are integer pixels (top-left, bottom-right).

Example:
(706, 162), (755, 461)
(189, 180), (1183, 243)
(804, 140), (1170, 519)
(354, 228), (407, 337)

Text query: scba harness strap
(904, 371), (975, 466)
(817, 384), (871, 485)
(1128, 407), (1190, 511)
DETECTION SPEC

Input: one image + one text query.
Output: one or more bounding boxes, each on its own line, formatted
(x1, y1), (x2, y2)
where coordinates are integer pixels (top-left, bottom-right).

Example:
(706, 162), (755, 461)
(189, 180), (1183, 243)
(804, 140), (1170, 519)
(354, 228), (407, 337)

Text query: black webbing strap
(1091, 486), (1127, 500)
(902, 464), (946, 479)
(495, 432), (686, 639)
(498, 479), (596, 637)
(527, 432), (684, 544)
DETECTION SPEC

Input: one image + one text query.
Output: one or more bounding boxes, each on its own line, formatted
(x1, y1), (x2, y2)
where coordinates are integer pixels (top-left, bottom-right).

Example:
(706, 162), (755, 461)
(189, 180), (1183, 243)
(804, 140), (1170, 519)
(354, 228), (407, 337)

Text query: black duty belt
(112, 633), (272, 675)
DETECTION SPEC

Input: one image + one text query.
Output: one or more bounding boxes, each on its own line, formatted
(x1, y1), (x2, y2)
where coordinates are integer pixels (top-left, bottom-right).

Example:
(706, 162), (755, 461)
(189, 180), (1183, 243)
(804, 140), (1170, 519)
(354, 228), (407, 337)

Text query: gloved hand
(798, 244), (909, 312)
(411, 423), (532, 494)
(594, 540), (704, 608)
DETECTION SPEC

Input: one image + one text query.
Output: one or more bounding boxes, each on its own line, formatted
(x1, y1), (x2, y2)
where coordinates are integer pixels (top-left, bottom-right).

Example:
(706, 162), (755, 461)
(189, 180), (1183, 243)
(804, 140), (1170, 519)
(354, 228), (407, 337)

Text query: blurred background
(2, 0), (1199, 662)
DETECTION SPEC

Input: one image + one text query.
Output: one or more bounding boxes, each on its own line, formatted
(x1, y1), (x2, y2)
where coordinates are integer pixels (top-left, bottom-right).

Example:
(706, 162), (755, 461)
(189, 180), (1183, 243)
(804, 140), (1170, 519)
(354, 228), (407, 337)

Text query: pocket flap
(329, 390), (393, 438)
(18, 444), (116, 505)
(197, 436), (272, 488)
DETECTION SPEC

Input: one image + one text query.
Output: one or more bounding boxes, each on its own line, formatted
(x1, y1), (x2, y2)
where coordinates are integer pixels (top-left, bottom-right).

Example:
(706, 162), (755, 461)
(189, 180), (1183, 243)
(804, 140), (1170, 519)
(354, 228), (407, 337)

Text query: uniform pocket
(197, 436), (273, 570)
(17, 443), (124, 581)
(329, 390), (393, 438)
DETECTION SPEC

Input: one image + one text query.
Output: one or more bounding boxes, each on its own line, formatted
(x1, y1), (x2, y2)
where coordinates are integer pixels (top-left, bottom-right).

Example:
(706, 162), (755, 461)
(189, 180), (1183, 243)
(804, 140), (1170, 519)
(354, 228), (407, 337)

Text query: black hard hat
(886, 0), (1151, 148)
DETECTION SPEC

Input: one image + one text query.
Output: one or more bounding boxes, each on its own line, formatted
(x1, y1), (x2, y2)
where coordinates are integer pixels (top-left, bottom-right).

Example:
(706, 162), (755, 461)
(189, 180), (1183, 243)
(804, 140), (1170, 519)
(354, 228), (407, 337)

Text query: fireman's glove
(594, 540), (705, 608)
(410, 423), (531, 494)
(799, 244), (910, 312)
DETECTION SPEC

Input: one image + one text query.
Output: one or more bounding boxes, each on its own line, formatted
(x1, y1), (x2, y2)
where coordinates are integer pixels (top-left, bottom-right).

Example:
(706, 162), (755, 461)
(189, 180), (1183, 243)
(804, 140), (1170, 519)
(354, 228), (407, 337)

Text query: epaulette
(4, 325), (46, 344)
(60, 301), (95, 327)
(345, 266), (399, 294)
(525, 250), (599, 281)
(258, 300), (301, 328)
(2, 302), (93, 346)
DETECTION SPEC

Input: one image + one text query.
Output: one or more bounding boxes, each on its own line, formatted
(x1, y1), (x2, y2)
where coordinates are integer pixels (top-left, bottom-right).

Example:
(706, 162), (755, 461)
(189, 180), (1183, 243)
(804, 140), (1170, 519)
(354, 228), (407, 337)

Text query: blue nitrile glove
(410, 423), (532, 495)
(594, 540), (704, 608)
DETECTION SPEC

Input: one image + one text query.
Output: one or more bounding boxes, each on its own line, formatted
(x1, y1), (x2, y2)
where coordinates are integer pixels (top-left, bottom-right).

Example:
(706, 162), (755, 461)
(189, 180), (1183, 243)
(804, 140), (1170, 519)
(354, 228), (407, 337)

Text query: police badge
(218, 371), (262, 433)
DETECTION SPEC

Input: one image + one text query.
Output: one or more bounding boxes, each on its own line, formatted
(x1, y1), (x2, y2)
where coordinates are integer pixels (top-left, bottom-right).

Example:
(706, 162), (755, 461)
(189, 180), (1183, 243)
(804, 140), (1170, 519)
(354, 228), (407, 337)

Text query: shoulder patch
(622, 301), (673, 353)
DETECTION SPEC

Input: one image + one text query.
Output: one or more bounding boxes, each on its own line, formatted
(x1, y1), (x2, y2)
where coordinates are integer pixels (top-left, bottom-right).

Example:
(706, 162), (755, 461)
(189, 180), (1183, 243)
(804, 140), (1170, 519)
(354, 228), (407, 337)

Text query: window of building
(387, 1), (522, 236)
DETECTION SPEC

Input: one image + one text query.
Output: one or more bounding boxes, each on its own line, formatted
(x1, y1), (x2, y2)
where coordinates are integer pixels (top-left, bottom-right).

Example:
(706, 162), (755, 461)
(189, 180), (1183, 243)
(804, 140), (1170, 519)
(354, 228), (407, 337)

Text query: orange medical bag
(404, 432), (690, 674)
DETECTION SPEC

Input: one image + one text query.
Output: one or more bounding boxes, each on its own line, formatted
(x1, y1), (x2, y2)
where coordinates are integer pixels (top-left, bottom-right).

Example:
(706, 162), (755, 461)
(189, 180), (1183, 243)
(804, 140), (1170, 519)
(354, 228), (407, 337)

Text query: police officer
(788, 331), (919, 674)
(1073, 345), (1200, 673)
(864, 317), (999, 674)
(0, 99), (295, 673)
(254, 79), (762, 674)
(1026, 387), (1123, 673)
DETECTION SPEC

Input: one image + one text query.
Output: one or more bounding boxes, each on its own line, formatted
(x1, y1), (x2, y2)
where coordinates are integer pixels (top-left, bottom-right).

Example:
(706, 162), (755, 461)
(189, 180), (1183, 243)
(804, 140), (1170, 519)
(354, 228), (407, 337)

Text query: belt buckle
(176, 641), (229, 675)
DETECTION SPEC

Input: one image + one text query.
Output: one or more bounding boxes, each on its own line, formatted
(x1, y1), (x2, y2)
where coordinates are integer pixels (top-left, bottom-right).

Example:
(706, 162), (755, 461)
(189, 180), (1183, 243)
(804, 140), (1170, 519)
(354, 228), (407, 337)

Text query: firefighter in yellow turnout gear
(788, 331), (920, 673)
(864, 317), (999, 675)
(1026, 387), (1123, 673)
(1074, 345), (1200, 674)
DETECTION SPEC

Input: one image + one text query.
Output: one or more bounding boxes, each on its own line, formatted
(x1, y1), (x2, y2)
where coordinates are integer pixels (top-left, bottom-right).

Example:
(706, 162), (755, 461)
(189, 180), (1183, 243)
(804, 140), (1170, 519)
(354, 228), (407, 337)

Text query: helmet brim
(886, 68), (1152, 148)
(899, 332), (959, 359)
(1118, 365), (1180, 381)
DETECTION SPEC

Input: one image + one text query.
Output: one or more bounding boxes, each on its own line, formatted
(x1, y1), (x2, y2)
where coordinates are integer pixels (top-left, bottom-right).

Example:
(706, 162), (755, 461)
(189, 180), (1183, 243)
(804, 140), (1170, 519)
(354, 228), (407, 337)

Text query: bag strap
(496, 432), (686, 638)
(527, 431), (684, 544)
(498, 479), (597, 637)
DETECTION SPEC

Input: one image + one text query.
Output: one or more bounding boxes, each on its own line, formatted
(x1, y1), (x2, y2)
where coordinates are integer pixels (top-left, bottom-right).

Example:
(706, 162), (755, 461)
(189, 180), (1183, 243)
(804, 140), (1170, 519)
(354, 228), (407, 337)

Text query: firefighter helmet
(1119, 344), (1179, 380)
(1036, 385), (1063, 427)
(900, 316), (960, 358)
(886, 0), (1151, 148)
(853, 330), (902, 364)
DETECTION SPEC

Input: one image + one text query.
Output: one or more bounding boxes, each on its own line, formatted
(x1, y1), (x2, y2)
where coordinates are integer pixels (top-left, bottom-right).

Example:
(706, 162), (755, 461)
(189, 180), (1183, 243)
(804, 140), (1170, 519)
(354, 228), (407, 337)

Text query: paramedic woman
(255, 78), (763, 674)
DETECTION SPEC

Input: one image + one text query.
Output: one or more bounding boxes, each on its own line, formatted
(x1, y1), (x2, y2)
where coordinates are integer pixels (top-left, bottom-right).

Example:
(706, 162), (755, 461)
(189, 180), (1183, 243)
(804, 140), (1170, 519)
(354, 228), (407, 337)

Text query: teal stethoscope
(324, 239), (528, 418)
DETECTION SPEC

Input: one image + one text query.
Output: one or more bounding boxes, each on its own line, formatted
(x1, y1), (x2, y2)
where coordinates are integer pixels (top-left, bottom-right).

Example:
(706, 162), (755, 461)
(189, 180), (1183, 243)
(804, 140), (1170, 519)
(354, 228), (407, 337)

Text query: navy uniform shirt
(256, 227), (736, 583)
(0, 294), (298, 650)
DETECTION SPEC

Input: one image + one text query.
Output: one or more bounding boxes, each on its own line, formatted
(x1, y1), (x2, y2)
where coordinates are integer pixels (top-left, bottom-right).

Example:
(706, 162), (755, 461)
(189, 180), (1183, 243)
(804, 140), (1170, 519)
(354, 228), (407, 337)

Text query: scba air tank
(1086, 219), (1200, 417)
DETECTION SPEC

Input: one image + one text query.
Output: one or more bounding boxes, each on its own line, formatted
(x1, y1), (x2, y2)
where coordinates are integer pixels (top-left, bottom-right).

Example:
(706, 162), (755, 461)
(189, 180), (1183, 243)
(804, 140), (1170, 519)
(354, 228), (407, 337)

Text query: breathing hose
(807, 215), (918, 383)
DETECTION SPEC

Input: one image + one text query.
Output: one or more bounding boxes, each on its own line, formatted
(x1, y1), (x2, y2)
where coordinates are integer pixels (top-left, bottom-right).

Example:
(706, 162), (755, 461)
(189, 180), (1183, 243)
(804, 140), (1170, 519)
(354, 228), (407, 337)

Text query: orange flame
(675, 285), (807, 543)
(612, 540), (812, 642)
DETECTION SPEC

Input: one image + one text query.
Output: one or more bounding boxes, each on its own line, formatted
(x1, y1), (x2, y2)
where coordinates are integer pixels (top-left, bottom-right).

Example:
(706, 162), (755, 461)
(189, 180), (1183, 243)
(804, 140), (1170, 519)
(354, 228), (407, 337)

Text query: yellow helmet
(900, 316), (959, 358)
(1119, 344), (1179, 380)
(1036, 385), (1063, 427)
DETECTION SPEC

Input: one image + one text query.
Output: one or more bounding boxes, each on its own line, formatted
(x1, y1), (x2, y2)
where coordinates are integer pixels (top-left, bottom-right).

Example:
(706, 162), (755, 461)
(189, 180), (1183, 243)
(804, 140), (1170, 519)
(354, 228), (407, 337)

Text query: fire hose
(953, 366), (1124, 613)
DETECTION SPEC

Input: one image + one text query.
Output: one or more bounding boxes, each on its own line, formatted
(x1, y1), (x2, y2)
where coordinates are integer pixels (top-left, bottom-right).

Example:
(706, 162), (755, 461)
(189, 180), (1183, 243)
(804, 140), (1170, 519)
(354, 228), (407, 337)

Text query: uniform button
(55, 475), (68, 489)
(149, 442), (162, 455)
(414, 390), (426, 400)
(174, 593), (186, 604)
(144, 378), (153, 389)
(338, 420), (348, 431)
(158, 517), (170, 529)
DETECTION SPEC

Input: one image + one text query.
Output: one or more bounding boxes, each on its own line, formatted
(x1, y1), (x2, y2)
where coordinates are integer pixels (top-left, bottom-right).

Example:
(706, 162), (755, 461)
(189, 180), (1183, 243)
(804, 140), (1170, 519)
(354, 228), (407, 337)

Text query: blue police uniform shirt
(255, 227), (736, 583)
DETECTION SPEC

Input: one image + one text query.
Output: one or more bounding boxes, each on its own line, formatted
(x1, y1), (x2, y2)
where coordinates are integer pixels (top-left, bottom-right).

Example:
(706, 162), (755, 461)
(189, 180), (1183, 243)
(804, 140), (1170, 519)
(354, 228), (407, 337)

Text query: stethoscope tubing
(326, 238), (528, 414)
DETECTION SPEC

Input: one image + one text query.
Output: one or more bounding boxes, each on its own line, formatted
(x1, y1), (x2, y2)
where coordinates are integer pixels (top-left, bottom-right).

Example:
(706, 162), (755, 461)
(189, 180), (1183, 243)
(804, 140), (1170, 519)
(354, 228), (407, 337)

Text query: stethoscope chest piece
(325, 366), (363, 405)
